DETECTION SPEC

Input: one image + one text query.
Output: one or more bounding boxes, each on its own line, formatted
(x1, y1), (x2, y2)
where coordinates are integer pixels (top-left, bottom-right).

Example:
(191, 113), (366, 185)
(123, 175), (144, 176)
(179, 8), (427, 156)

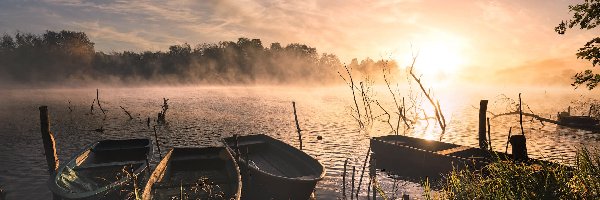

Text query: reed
(0, 185), (5, 200)
(429, 147), (600, 199)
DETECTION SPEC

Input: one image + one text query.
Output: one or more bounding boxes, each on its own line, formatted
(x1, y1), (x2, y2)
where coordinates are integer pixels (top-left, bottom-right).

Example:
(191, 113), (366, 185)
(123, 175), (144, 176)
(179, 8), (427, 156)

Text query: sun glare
(395, 32), (468, 81)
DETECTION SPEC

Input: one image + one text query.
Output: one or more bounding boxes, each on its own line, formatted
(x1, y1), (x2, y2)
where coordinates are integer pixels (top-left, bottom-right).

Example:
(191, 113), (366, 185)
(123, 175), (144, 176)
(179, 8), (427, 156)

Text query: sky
(0, 0), (598, 86)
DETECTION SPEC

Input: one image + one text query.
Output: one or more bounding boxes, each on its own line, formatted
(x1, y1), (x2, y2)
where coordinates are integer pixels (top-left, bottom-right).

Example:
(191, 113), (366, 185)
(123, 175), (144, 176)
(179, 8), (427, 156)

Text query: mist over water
(0, 85), (599, 199)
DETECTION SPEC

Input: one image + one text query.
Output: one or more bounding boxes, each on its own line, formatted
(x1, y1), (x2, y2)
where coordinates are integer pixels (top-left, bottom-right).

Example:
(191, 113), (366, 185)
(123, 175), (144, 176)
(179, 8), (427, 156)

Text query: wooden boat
(371, 135), (513, 183)
(48, 138), (152, 199)
(223, 134), (325, 200)
(557, 111), (600, 131)
(142, 147), (241, 200)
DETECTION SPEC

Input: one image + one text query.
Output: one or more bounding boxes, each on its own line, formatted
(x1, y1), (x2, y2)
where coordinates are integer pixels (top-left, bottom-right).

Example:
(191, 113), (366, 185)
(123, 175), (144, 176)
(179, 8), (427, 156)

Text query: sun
(394, 32), (468, 81)
(415, 41), (464, 78)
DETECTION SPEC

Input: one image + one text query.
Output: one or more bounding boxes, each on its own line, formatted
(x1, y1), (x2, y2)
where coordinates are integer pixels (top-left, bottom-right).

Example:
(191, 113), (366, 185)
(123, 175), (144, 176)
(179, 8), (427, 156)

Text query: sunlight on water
(0, 86), (598, 199)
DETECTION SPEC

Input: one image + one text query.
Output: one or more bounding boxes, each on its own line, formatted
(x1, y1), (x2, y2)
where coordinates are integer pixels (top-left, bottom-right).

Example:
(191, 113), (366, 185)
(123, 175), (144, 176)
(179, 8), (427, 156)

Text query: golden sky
(0, 0), (598, 85)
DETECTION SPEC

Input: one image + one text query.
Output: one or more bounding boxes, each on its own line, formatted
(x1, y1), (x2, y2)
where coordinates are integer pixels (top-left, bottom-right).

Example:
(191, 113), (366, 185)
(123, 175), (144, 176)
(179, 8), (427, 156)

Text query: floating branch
(120, 106), (134, 120)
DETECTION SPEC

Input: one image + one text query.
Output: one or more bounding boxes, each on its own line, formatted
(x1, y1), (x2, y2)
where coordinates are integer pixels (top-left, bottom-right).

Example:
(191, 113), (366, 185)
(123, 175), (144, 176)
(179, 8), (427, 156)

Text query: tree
(556, 0), (600, 89)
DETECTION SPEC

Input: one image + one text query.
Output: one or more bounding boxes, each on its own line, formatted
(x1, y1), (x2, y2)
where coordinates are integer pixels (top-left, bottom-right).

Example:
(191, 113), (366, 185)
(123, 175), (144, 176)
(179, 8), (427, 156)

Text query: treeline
(0, 30), (398, 86)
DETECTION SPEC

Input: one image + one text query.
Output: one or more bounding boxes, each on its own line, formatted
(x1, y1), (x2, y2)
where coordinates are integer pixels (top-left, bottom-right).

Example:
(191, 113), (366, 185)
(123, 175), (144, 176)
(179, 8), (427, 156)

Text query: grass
(426, 147), (600, 199)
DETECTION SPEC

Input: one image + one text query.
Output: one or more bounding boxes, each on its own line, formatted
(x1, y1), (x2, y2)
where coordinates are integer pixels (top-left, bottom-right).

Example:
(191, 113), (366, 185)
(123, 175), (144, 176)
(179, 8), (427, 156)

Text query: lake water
(0, 86), (599, 199)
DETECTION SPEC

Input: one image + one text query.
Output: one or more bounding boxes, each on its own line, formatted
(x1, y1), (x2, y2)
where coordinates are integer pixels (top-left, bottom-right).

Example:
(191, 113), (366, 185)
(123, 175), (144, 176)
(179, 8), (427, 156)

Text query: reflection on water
(0, 86), (599, 199)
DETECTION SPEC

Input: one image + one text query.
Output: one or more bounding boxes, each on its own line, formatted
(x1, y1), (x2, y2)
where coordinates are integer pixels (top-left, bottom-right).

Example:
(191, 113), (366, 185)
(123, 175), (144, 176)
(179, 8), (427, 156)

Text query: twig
(96, 89), (106, 117)
(153, 126), (162, 160)
(519, 93), (525, 136)
(120, 106), (133, 120)
(408, 55), (446, 132)
(338, 65), (364, 128)
(292, 101), (303, 150)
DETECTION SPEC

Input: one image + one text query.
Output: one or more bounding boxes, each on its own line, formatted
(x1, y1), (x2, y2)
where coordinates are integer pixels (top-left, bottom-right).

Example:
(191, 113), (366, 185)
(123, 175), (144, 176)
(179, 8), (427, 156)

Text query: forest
(0, 30), (398, 86)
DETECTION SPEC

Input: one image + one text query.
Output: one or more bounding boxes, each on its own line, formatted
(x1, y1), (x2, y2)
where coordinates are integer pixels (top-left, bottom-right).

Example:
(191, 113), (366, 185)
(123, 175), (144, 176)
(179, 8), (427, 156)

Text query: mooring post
(292, 101), (303, 150)
(479, 100), (489, 150)
(510, 135), (528, 161)
(39, 106), (59, 174)
(40, 106), (61, 200)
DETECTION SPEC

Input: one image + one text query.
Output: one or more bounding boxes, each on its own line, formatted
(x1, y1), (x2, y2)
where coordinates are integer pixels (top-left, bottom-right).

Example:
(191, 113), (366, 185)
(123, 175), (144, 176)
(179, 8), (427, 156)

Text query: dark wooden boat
(142, 147), (241, 200)
(371, 135), (514, 182)
(48, 138), (152, 199)
(557, 113), (600, 131)
(223, 134), (325, 200)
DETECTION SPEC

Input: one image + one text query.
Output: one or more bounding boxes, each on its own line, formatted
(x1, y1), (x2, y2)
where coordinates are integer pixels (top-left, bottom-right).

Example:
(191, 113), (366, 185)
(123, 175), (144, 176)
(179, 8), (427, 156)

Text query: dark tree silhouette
(0, 30), (398, 86)
(556, 0), (600, 89)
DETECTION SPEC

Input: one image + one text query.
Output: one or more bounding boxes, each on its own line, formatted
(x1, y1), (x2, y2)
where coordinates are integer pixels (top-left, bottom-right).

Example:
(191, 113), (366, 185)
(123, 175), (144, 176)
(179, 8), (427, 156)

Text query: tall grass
(429, 148), (600, 199)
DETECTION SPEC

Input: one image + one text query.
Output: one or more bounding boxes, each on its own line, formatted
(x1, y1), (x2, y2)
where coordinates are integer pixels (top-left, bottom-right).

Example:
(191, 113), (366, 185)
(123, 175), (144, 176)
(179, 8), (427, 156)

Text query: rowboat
(370, 135), (511, 182)
(223, 134), (325, 200)
(142, 147), (241, 200)
(48, 138), (152, 199)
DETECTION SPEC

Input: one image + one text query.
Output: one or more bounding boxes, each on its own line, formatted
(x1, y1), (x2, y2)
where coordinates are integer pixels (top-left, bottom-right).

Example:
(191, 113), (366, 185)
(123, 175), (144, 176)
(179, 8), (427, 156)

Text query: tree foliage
(556, 0), (600, 89)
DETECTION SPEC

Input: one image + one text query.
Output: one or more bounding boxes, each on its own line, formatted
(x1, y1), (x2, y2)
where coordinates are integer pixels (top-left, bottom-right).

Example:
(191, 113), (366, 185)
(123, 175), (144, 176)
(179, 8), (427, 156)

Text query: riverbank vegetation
(0, 30), (398, 86)
(430, 147), (600, 199)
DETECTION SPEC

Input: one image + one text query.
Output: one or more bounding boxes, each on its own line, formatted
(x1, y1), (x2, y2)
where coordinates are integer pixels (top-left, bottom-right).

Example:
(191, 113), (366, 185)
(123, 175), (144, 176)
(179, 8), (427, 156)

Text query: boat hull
(224, 134), (325, 200)
(49, 138), (151, 199)
(142, 147), (241, 200)
(370, 135), (506, 183)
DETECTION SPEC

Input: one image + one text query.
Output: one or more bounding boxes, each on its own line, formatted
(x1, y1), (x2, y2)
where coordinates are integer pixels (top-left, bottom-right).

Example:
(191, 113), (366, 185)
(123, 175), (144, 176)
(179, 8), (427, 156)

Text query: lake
(0, 85), (599, 199)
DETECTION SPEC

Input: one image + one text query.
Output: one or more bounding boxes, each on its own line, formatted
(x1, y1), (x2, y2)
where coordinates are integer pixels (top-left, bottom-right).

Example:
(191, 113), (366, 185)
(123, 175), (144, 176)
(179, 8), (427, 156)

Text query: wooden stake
(342, 158), (348, 198)
(39, 106), (59, 174)
(153, 126), (162, 160)
(357, 147), (371, 199)
(479, 100), (489, 149)
(487, 117), (492, 151)
(292, 101), (302, 150)
(351, 166), (356, 199)
(505, 127), (512, 154)
(519, 93), (525, 136)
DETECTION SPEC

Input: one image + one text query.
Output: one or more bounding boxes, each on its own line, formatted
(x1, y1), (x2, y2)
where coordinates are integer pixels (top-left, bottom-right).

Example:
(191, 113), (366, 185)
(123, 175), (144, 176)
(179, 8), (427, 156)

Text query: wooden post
(292, 102), (302, 150)
(351, 166), (355, 199)
(479, 100), (489, 150)
(510, 135), (528, 161)
(342, 158), (348, 198)
(487, 117), (492, 151)
(39, 106), (59, 174)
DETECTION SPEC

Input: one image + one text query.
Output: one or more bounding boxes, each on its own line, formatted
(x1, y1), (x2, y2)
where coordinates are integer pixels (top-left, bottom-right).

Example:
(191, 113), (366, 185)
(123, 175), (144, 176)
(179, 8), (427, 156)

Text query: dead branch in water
(338, 65), (365, 128)
(408, 55), (446, 132)
(383, 66), (411, 131)
(96, 89), (106, 118)
(491, 111), (559, 124)
(157, 98), (169, 123)
(120, 106), (133, 120)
